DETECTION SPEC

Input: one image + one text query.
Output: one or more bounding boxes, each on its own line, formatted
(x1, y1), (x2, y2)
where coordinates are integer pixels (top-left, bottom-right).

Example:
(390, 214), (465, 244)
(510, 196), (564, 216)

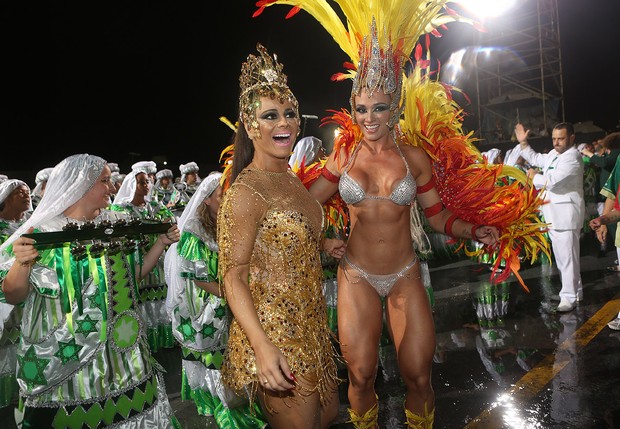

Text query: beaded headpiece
(351, 18), (404, 127)
(238, 43), (299, 131)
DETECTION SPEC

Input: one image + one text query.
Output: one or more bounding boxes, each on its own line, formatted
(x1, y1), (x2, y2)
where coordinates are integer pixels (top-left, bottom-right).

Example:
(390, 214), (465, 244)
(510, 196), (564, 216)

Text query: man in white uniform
(515, 122), (585, 312)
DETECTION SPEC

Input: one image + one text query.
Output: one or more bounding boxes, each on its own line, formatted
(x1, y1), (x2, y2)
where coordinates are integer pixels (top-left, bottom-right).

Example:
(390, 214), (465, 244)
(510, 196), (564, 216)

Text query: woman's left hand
(474, 225), (500, 246)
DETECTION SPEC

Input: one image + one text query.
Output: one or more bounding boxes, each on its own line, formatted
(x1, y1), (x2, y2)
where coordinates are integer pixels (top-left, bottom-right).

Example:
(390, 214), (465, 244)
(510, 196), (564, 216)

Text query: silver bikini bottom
(341, 254), (419, 297)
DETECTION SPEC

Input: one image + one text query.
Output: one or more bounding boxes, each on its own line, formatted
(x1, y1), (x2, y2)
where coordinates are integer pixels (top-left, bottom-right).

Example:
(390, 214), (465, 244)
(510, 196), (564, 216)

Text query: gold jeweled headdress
(238, 43), (299, 131)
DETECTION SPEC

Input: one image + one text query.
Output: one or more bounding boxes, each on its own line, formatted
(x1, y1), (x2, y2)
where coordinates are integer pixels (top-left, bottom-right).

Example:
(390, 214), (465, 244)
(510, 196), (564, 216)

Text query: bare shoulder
(400, 145), (432, 175)
(400, 144), (428, 158)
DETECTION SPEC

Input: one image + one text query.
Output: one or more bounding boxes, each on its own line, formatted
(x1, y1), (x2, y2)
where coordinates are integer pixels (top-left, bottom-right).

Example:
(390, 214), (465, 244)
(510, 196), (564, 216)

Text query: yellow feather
(219, 116), (238, 132)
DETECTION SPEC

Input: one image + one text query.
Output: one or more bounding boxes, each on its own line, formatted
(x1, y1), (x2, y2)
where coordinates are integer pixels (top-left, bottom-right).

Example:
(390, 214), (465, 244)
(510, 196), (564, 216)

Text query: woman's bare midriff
(345, 201), (416, 274)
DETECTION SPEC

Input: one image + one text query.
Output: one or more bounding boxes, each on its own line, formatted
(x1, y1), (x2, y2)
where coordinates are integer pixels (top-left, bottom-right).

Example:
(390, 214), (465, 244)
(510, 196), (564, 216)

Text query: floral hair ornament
(238, 43), (299, 132)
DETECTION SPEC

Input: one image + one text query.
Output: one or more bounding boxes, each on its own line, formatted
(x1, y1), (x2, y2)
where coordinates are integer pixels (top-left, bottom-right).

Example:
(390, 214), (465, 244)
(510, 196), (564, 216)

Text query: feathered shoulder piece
(320, 108), (362, 170)
(400, 44), (550, 289)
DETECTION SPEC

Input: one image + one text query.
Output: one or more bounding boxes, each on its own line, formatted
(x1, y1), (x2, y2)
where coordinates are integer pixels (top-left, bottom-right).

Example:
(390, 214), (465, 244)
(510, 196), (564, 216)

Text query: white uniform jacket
(520, 145), (585, 230)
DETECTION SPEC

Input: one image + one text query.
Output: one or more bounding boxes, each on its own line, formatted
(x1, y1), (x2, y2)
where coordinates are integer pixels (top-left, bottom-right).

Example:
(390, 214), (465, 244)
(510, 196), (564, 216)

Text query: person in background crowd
(152, 168), (175, 207)
(595, 134), (620, 272)
(0, 179), (32, 428)
(515, 122), (585, 313)
(590, 181), (620, 330)
(30, 167), (53, 209)
(581, 133), (620, 255)
(0, 180), (32, 233)
(165, 171), (268, 428)
(111, 161), (177, 352)
(579, 142), (602, 240)
(107, 162), (120, 175)
(0, 154), (180, 429)
(217, 43), (346, 429)
(179, 162), (201, 198)
(169, 163), (202, 215)
(110, 172), (125, 201)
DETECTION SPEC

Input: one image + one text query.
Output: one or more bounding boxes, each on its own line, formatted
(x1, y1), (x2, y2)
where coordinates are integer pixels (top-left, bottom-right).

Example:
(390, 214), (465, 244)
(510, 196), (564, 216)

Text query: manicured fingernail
(290, 373), (297, 381)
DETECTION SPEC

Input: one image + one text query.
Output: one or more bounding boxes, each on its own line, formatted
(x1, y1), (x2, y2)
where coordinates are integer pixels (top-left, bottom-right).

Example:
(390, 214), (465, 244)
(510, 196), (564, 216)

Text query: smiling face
(134, 172), (151, 197)
(353, 88), (392, 142)
(246, 96), (300, 161)
(83, 165), (115, 210)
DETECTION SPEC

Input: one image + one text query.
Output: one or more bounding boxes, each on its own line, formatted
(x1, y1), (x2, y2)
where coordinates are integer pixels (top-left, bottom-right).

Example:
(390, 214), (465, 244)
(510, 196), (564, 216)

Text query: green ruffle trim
(177, 232), (219, 283)
(177, 232), (211, 263)
(181, 346), (225, 370)
(181, 370), (267, 428)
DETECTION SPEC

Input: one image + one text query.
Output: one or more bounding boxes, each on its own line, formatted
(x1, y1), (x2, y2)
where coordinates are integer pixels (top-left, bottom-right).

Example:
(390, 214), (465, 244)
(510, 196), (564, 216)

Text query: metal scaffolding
(471, 0), (563, 147)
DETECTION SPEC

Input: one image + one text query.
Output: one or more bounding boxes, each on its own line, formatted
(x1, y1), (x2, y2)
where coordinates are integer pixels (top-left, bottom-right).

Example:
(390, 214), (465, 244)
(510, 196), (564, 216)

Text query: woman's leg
(386, 272), (436, 417)
(258, 374), (338, 429)
(337, 266), (384, 418)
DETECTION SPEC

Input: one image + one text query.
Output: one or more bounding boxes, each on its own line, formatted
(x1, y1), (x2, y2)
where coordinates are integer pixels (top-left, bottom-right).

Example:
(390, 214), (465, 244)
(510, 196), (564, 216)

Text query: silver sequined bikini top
(338, 142), (416, 206)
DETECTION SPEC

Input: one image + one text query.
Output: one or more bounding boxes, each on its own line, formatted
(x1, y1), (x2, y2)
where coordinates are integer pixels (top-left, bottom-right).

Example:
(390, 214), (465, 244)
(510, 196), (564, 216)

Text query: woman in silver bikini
(308, 29), (501, 429)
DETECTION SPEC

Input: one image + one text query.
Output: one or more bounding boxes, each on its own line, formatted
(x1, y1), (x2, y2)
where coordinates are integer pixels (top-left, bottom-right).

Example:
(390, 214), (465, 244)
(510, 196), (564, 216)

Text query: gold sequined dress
(217, 168), (340, 402)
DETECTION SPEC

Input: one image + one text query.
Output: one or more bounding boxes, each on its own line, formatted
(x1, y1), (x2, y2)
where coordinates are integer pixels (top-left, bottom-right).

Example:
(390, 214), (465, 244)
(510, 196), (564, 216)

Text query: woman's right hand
(253, 339), (296, 392)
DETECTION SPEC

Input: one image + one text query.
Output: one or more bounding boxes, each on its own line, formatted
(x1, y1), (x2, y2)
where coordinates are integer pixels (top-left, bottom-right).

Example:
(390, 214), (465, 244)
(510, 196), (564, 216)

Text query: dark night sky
(2, 1), (619, 182)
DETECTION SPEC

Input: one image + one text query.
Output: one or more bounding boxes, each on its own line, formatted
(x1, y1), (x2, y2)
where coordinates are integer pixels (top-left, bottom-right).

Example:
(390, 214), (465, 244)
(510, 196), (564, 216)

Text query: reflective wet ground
(156, 234), (620, 428)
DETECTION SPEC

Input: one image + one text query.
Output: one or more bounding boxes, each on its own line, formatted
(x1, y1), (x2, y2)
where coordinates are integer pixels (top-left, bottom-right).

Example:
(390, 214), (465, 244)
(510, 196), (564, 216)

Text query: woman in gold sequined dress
(216, 44), (346, 429)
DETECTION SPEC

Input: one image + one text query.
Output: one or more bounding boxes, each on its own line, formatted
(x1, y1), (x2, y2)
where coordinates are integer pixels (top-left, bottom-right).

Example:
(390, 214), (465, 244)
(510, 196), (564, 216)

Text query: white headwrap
(0, 154), (106, 254)
(0, 179), (32, 210)
(113, 164), (152, 206)
(31, 167), (54, 200)
(156, 169), (173, 181)
(179, 162), (201, 184)
(0, 175), (8, 184)
(288, 136), (323, 168)
(108, 163), (120, 173)
(132, 160), (157, 175)
(111, 172), (125, 185)
(164, 171), (222, 314)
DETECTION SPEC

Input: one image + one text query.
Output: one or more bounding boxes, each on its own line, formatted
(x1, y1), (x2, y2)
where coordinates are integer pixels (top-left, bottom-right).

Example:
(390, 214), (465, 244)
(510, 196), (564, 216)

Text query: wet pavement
(155, 234), (620, 428)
